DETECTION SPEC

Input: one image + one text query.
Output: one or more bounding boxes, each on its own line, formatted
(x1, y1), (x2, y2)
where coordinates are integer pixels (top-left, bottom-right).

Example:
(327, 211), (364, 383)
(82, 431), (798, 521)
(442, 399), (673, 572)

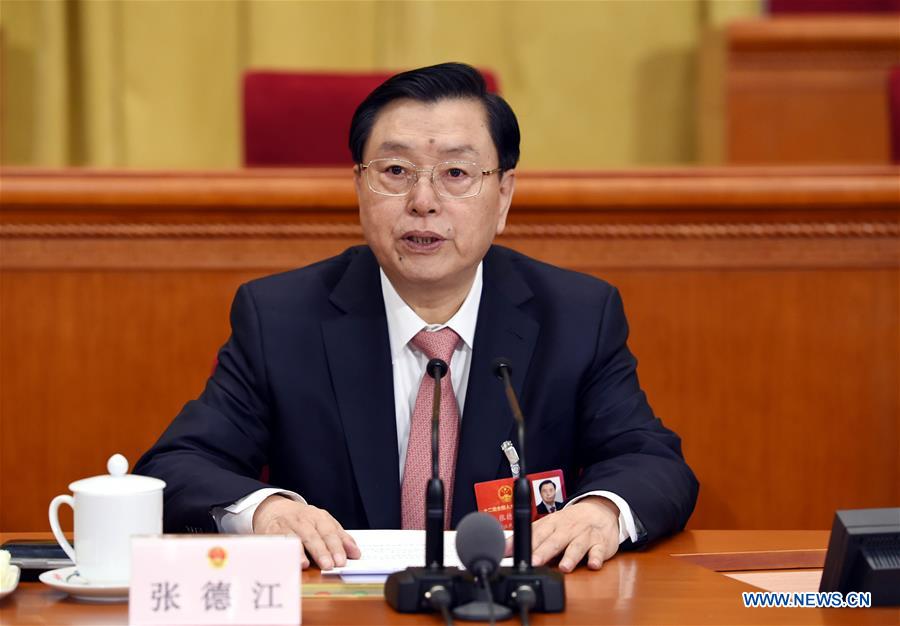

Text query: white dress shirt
(213, 263), (638, 544)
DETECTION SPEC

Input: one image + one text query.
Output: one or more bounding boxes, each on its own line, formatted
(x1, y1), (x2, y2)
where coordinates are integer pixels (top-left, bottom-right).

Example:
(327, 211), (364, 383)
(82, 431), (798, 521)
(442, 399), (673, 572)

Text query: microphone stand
(385, 358), (460, 616)
(492, 358), (566, 614)
(386, 357), (567, 616)
(495, 362), (532, 571)
(425, 358), (448, 569)
(452, 512), (512, 623)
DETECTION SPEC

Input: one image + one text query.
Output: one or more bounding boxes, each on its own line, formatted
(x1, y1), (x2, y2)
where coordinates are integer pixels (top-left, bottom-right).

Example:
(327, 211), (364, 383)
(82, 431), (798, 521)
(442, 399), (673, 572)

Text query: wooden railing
(726, 16), (900, 164)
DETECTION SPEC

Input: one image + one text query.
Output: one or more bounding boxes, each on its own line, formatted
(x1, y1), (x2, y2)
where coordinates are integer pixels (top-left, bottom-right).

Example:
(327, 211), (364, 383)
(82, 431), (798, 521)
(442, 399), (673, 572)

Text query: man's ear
(495, 169), (516, 236)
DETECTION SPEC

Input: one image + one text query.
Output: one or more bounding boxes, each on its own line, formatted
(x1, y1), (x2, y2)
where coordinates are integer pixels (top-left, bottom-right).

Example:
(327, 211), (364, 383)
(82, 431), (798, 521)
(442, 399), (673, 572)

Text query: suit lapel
(322, 248), (401, 529)
(451, 247), (539, 527)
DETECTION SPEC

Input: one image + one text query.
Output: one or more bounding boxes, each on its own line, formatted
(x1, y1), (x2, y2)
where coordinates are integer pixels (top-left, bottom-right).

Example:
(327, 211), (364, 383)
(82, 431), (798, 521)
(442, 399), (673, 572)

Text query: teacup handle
(48, 495), (77, 562)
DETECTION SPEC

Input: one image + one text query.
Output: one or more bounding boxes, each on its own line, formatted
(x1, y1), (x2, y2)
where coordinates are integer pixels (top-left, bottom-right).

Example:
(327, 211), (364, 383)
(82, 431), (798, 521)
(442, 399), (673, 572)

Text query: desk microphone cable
(424, 585), (453, 626)
(511, 584), (536, 626)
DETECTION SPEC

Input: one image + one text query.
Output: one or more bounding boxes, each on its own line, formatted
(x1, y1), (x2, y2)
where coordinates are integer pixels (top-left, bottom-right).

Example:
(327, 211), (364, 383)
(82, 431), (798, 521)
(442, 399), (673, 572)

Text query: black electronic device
(424, 357), (448, 569)
(452, 512), (512, 622)
(491, 357), (566, 617)
(491, 358), (532, 570)
(383, 566), (467, 615)
(1, 539), (73, 582)
(385, 357), (567, 622)
(384, 358), (458, 617)
(819, 507), (900, 606)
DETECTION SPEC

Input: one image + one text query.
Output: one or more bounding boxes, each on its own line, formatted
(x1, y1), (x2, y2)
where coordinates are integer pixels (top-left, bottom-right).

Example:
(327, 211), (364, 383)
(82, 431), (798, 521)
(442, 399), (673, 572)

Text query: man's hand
(252, 495), (361, 570)
(506, 496), (620, 573)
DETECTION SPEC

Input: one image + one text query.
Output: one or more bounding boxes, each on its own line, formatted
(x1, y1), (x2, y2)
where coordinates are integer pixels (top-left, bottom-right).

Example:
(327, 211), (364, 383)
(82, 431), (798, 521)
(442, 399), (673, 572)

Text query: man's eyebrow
(372, 141), (481, 158)
(439, 144), (480, 157)
(375, 141), (412, 153)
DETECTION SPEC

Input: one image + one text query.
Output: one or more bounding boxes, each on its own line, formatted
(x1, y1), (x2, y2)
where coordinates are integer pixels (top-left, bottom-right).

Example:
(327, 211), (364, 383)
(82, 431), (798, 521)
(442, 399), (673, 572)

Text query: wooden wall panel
(1, 167), (898, 532)
(726, 17), (900, 164)
(605, 270), (898, 530)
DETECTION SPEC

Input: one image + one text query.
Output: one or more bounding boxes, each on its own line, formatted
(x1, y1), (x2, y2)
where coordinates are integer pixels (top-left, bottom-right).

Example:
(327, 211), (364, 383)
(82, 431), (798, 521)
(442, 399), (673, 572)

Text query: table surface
(1, 530), (897, 625)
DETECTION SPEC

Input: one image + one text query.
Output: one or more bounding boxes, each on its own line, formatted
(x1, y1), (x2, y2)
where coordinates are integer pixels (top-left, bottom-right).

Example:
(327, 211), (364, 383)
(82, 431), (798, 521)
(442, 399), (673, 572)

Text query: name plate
(129, 535), (301, 625)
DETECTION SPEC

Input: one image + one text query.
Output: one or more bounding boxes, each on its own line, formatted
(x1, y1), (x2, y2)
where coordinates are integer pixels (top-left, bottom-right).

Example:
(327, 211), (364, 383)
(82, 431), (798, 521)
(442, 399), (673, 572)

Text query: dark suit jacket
(536, 501), (564, 515)
(135, 245), (698, 545)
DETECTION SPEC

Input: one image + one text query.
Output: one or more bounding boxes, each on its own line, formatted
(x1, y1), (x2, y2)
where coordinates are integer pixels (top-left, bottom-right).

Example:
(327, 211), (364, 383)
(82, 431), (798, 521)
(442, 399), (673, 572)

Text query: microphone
(384, 358), (459, 616)
(455, 512), (506, 580)
(490, 358), (566, 615)
(452, 512), (513, 622)
(491, 357), (531, 570)
(385, 357), (566, 617)
(425, 358), (448, 569)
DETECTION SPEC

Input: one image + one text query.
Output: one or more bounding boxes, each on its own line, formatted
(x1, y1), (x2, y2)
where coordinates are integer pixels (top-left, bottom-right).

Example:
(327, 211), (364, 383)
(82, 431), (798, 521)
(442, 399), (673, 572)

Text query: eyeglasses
(358, 158), (502, 199)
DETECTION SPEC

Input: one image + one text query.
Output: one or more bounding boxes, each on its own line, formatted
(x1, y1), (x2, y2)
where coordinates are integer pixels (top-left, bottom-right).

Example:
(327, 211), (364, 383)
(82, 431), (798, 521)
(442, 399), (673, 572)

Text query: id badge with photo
(473, 469), (566, 530)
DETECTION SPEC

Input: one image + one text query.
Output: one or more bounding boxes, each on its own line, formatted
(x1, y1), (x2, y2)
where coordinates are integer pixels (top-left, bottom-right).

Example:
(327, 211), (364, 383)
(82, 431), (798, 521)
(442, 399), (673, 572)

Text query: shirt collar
(380, 263), (483, 361)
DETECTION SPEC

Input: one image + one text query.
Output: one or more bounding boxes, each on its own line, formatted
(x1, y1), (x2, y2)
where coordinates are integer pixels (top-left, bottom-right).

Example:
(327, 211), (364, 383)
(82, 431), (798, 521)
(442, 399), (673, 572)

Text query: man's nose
(406, 174), (441, 215)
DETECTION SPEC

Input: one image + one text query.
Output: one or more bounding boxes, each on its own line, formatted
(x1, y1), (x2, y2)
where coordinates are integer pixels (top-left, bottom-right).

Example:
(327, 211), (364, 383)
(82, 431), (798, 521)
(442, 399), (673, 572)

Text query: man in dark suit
(136, 62), (698, 573)
(535, 480), (564, 515)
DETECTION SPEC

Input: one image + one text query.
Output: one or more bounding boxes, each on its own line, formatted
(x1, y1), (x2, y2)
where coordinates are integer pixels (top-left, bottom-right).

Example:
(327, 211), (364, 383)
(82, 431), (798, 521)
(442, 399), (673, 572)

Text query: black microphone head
(455, 512), (506, 577)
(426, 358), (448, 380)
(491, 357), (513, 380)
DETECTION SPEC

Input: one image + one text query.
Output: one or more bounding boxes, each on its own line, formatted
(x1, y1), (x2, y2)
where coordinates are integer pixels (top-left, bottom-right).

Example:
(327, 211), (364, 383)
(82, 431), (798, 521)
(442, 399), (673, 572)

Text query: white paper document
(324, 529), (513, 576)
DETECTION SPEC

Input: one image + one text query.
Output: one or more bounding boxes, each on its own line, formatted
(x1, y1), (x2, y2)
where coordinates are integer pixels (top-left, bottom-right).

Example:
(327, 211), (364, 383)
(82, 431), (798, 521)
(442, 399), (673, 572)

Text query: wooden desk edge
(674, 549), (827, 572)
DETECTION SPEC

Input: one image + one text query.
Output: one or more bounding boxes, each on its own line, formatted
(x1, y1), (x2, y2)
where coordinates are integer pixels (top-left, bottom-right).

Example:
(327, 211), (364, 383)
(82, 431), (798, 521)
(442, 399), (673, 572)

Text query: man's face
(540, 482), (557, 505)
(355, 97), (515, 296)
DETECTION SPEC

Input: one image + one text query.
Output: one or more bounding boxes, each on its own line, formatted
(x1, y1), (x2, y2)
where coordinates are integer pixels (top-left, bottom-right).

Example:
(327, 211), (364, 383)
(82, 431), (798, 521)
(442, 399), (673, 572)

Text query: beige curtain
(0, 0), (759, 169)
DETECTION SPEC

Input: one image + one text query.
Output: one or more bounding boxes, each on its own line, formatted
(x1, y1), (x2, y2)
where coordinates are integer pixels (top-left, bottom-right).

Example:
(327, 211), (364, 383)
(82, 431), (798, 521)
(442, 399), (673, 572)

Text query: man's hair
(538, 479), (556, 492)
(348, 62), (520, 171)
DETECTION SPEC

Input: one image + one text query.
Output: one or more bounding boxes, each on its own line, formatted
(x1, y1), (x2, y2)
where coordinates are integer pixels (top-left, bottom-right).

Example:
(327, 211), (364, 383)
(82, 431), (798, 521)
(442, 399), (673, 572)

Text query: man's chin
(394, 269), (456, 288)
(392, 256), (457, 284)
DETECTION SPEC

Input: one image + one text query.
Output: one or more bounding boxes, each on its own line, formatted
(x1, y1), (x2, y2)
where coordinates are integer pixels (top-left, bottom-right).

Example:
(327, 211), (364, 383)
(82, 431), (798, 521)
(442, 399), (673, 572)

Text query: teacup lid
(68, 454), (166, 496)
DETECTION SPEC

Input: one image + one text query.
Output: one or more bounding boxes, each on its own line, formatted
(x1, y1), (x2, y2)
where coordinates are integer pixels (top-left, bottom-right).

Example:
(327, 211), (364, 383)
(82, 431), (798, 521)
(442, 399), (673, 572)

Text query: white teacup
(49, 454), (165, 584)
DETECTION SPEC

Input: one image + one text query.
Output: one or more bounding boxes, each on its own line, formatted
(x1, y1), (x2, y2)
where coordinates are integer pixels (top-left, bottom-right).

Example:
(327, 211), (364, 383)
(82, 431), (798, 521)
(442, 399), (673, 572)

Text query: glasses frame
(358, 158), (502, 199)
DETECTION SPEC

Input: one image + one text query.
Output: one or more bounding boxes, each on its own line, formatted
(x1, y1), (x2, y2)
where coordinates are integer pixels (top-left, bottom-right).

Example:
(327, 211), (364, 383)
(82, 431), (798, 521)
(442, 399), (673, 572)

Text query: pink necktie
(401, 328), (461, 530)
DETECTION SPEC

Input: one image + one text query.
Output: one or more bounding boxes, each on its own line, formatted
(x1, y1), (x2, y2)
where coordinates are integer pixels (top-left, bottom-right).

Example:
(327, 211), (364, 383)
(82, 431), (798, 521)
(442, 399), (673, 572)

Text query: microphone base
(384, 567), (462, 613)
(493, 566), (566, 612)
(384, 565), (566, 614)
(452, 600), (513, 622)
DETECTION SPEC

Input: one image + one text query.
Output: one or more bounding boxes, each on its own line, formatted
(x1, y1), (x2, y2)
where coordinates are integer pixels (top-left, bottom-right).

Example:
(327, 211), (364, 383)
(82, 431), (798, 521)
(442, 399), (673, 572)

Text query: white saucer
(39, 566), (128, 602)
(0, 565), (21, 600)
